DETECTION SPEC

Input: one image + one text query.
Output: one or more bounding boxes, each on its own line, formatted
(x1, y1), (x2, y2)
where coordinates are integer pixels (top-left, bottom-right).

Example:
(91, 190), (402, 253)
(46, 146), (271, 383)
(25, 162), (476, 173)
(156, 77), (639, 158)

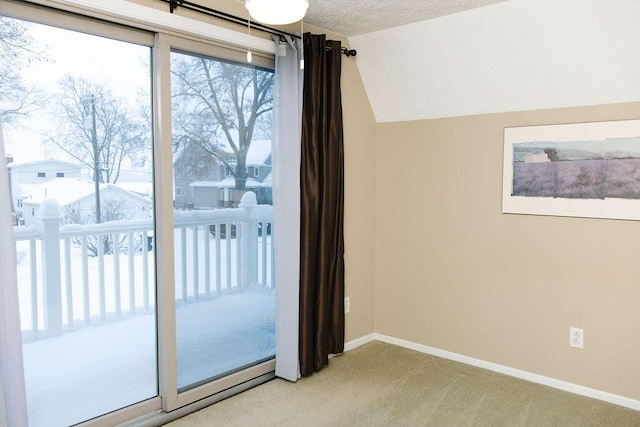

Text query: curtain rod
(161, 0), (357, 57)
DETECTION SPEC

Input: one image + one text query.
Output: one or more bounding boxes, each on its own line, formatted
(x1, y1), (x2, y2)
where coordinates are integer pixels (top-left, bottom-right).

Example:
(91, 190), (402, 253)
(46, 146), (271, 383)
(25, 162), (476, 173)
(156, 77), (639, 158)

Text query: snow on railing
(13, 193), (273, 340)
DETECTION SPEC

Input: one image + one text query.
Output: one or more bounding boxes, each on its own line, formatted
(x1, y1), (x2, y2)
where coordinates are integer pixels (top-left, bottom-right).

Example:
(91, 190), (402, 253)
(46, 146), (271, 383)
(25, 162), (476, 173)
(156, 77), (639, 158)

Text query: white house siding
(8, 159), (81, 213)
(20, 178), (151, 226)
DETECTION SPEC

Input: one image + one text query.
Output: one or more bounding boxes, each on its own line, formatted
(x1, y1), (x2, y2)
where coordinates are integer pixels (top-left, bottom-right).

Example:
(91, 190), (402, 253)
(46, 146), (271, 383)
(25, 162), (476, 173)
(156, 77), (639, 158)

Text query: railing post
(239, 192), (258, 288)
(40, 199), (63, 337)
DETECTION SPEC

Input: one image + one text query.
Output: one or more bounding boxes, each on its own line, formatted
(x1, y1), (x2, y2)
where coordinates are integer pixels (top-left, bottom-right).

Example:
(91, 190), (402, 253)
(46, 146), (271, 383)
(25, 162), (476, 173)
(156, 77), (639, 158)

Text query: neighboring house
(173, 141), (227, 209)
(20, 178), (152, 226)
(190, 176), (272, 209)
(8, 158), (82, 216)
(244, 139), (272, 184)
(190, 140), (273, 209)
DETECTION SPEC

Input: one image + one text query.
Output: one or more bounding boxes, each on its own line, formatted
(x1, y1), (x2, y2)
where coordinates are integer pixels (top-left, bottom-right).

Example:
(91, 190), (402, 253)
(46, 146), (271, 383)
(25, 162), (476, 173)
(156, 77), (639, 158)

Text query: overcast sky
(3, 18), (150, 166)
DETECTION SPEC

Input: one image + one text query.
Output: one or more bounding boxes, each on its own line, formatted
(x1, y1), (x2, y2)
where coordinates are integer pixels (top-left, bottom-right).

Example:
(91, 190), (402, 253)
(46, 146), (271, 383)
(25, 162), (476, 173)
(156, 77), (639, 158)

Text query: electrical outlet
(344, 297), (350, 313)
(569, 327), (584, 349)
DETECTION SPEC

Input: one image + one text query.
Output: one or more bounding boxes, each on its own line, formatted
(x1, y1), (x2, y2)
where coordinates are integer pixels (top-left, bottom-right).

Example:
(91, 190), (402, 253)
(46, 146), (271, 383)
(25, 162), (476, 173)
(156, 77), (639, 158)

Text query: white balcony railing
(13, 192), (274, 340)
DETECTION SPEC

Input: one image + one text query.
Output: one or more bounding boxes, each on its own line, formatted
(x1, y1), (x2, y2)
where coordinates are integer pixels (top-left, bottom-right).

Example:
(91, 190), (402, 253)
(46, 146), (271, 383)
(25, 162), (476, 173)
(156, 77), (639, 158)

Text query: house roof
(20, 178), (151, 207)
(115, 181), (153, 198)
(7, 158), (81, 170)
(172, 139), (271, 171)
(245, 139), (271, 166)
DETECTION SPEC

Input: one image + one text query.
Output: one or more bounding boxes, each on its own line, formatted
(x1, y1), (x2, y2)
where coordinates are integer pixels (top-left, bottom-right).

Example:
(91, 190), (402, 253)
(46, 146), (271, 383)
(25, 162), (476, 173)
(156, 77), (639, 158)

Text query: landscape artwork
(502, 119), (640, 221)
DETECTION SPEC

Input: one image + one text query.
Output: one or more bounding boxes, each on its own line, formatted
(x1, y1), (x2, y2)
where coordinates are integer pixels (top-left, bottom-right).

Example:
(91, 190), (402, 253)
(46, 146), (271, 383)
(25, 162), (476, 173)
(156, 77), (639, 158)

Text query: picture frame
(502, 119), (640, 221)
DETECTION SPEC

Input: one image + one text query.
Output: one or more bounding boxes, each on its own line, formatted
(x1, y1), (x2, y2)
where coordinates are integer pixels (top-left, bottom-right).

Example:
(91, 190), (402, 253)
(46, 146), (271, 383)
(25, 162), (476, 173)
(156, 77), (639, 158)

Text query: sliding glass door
(169, 46), (276, 392)
(1, 3), (278, 424)
(0, 6), (157, 426)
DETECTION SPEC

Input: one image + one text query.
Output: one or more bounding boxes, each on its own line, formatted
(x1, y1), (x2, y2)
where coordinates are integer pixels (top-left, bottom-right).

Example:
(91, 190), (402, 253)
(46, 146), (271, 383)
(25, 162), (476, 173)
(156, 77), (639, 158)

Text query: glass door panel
(1, 15), (157, 426)
(169, 49), (276, 391)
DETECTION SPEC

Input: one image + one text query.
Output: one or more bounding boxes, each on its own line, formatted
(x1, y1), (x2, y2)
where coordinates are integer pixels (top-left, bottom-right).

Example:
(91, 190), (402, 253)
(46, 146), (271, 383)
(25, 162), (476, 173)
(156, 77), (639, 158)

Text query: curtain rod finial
(169, 0), (184, 14)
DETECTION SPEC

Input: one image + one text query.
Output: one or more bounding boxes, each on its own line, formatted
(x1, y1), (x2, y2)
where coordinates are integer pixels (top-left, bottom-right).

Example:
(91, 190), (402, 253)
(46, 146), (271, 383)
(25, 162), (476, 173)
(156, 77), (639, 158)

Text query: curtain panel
(299, 33), (345, 376)
(272, 35), (303, 382)
(0, 121), (29, 427)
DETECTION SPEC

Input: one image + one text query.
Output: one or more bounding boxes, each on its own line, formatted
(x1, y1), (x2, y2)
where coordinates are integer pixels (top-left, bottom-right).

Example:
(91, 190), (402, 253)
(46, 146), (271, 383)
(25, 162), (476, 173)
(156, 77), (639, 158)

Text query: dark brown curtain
(299, 33), (345, 376)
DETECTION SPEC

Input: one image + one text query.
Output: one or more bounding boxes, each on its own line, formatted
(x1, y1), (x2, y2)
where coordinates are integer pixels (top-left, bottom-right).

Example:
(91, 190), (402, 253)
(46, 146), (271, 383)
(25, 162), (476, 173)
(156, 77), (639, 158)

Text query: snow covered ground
(15, 224), (275, 426)
(22, 288), (275, 427)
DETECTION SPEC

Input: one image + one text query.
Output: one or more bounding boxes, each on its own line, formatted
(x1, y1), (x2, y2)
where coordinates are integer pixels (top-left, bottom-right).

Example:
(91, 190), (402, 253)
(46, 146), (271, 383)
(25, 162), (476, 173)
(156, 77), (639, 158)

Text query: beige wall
(375, 102), (640, 400)
(341, 54), (377, 341)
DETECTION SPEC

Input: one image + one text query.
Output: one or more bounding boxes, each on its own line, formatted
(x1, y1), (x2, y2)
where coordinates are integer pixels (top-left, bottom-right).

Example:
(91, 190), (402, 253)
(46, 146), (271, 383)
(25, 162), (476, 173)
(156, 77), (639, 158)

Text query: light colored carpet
(165, 341), (640, 426)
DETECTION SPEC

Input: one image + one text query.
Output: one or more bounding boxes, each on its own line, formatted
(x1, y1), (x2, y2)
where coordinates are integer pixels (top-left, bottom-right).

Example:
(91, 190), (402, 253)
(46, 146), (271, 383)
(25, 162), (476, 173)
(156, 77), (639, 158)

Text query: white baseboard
(343, 333), (640, 411)
(344, 333), (377, 352)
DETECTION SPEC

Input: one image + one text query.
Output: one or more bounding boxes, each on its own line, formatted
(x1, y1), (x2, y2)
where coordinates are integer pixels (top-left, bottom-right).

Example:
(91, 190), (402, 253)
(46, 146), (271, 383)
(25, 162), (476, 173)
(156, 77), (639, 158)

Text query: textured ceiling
(349, 0), (640, 122)
(234, 0), (507, 36)
(304, 0), (507, 36)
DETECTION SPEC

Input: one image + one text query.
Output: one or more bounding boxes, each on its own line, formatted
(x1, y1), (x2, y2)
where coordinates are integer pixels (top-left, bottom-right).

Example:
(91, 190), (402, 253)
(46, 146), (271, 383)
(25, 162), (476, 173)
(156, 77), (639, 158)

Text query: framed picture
(502, 119), (640, 221)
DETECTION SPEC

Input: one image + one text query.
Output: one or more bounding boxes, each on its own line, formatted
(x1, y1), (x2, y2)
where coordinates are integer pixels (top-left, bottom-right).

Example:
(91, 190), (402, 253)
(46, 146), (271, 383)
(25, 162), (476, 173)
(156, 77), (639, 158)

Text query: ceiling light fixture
(245, 0), (309, 25)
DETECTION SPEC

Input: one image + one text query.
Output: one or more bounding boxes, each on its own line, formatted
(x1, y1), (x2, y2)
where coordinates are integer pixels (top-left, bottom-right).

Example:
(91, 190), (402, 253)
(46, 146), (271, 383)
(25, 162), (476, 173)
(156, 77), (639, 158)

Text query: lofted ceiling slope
(340, 0), (640, 123)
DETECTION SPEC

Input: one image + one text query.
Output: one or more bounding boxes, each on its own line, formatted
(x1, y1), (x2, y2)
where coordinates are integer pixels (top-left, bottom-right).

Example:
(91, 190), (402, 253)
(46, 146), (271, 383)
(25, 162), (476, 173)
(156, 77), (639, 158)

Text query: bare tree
(171, 54), (274, 193)
(63, 199), (131, 256)
(47, 75), (149, 184)
(0, 16), (44, 124)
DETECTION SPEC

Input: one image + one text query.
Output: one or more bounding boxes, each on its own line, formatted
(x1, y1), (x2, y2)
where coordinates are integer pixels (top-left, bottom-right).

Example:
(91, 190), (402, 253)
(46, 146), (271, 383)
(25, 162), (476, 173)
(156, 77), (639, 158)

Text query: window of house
(253, 167), (259, 178)
(175, 187), (181, 196)
(17, 198), (23, 208)
(37, 172), (45, 178)
(56, 172), (64, 177)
